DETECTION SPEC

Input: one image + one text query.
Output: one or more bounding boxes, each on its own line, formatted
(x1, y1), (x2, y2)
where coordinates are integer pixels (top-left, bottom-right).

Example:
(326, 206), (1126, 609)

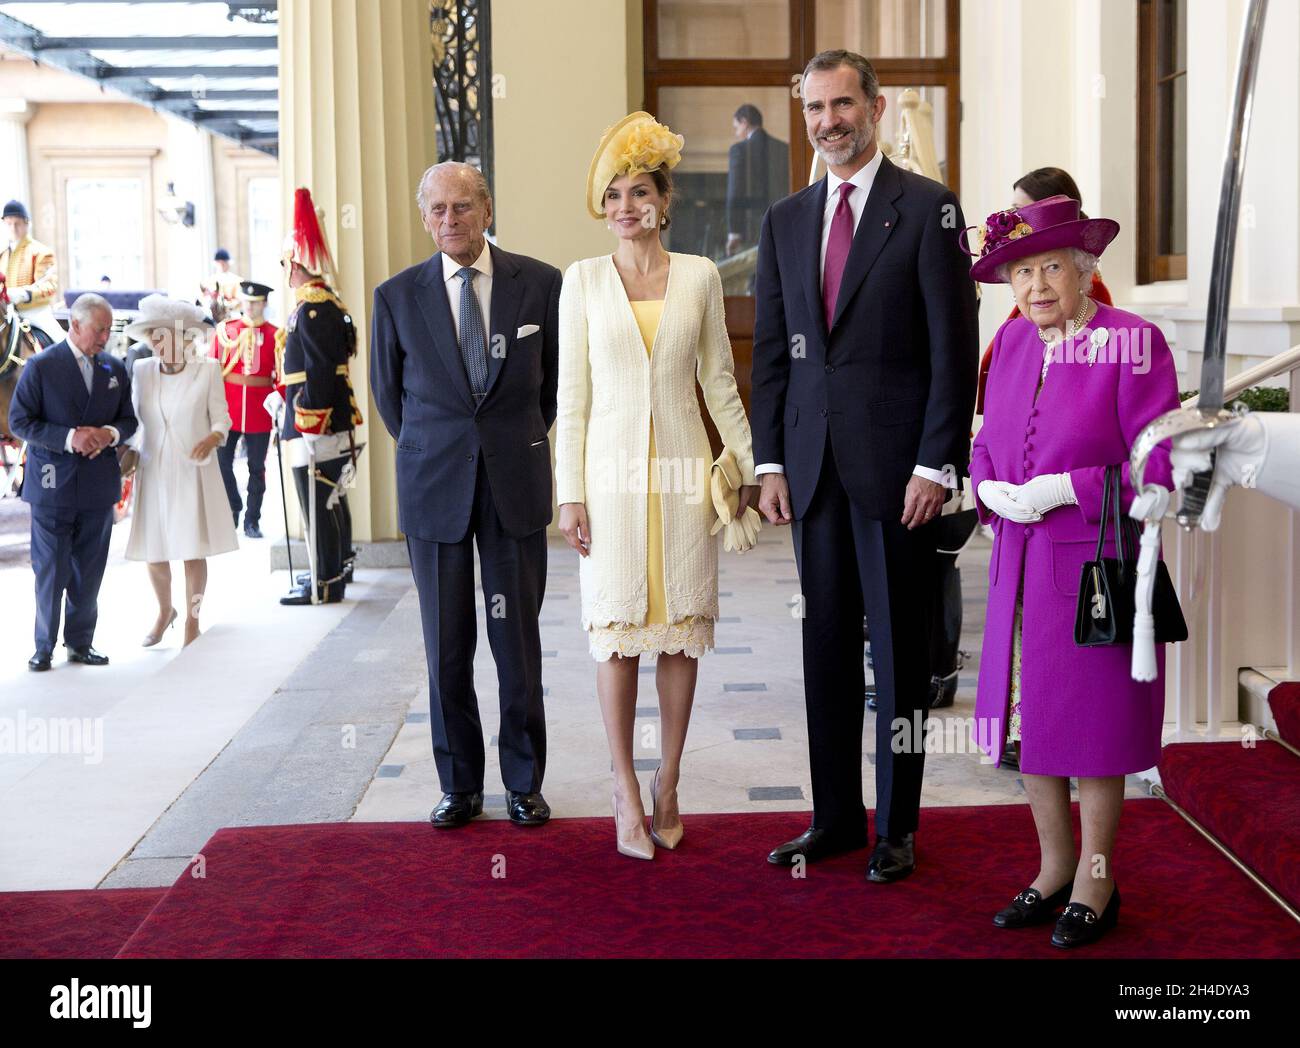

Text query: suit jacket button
(466, 453), (473, 461)
(1025, 527), (1034, 537)
(820, 408), (828, 417)
(824, 364), (834, 373)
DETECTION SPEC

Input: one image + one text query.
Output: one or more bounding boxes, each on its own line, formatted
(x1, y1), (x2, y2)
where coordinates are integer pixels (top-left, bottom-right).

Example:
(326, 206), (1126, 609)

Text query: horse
(0, 275), (56, 496)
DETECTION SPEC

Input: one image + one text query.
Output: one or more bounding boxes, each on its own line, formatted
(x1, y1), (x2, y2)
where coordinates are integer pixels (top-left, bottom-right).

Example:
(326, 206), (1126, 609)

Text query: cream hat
(123, 294), (210, 344)
(586, 111), (684, 220)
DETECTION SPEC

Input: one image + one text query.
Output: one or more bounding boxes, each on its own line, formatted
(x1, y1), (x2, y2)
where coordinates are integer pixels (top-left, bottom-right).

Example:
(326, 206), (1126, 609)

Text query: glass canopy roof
(0, 1), (278, 155)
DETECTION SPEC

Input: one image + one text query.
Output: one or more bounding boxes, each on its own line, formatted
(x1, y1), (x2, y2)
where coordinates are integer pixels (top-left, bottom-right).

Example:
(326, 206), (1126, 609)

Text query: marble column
(0, 99), (33, 220)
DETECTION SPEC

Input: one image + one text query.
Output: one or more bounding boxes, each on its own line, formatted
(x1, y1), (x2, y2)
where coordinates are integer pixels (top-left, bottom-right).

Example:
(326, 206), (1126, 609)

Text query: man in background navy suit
(9, 292), (138, 670)
(370, 162), (561, 829)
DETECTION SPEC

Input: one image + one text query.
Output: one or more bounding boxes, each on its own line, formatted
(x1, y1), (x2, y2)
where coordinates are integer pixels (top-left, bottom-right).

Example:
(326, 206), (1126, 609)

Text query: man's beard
(811, 118), (876, 167)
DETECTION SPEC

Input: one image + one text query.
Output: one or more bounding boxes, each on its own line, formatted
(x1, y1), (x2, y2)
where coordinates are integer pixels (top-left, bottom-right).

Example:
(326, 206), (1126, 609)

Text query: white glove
(262, 389), (285, 419)
(1170, 415), (1267, 531)
(977, 480), (1042, 523)
(1013, 472), (1078, 514)
(1129, 485), (1171, 522)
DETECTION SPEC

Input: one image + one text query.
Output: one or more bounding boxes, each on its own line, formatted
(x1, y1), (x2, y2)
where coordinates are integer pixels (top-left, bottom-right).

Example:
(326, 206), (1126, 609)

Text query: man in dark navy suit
(751, 51), (978, 880)
(9, 292), (138, 670)
(370, 162), (561, 829)
(726, 103), (790, 257)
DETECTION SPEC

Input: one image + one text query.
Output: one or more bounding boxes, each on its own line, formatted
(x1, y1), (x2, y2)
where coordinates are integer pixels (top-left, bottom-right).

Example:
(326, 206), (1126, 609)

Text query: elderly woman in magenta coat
(964, 195), (1179, 949)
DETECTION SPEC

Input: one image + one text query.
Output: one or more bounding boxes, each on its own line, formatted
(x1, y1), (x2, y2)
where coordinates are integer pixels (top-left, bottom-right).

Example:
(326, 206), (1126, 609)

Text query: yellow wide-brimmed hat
(586, 111), (684, 220)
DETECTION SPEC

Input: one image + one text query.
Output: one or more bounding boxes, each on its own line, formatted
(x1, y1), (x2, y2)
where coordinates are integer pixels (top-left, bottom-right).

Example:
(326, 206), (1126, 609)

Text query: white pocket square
(107, 376), (119, 389)
(516, 324), (540, 338)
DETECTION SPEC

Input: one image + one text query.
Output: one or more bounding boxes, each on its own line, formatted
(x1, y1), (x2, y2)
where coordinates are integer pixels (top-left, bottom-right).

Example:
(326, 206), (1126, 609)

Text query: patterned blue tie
(456, 266), (488, 401)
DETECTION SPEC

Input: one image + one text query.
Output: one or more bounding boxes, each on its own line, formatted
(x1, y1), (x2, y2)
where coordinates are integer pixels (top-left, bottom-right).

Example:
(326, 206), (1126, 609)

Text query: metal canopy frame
(0, 0), (279, 156)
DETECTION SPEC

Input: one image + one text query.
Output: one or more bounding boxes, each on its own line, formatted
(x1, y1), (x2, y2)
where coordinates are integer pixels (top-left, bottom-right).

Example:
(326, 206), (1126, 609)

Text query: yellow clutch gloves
(709, 447), (762, 554)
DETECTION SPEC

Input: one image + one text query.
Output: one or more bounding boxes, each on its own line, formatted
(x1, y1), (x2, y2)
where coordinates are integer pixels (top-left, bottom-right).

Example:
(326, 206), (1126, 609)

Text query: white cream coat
(555, 252), (756, 629)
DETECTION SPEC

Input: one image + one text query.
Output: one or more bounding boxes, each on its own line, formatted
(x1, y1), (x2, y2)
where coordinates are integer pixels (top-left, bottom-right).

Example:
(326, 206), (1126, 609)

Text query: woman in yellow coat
(556, 113), (758, 860)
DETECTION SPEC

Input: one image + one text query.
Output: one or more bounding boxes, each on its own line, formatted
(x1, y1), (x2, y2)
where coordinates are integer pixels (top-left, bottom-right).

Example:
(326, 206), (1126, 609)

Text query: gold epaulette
(294, 282), (351, 318)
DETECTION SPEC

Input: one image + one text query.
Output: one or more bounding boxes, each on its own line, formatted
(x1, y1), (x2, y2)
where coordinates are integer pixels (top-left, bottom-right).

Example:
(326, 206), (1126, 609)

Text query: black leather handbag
(1073, 465), (1188, 647)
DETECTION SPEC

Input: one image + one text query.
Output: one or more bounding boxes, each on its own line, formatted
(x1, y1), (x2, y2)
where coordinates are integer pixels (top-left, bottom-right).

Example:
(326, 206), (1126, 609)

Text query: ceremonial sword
(1128, 0), (1269, 680)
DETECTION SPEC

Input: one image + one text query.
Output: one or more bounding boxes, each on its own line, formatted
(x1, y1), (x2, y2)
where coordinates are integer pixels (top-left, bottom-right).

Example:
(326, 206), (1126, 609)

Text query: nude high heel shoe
(142, 608), (178, 648)
(612, 789), (654, 861)
(650, 766), (684, 850)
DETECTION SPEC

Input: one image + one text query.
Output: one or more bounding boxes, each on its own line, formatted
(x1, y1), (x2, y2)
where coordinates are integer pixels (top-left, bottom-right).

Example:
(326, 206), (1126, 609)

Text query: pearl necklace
(1037, 298), (1093, 384)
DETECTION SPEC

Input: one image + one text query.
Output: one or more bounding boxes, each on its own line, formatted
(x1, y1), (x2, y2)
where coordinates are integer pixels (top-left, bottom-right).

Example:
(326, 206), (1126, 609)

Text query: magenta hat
(960, 194), (1119, 284)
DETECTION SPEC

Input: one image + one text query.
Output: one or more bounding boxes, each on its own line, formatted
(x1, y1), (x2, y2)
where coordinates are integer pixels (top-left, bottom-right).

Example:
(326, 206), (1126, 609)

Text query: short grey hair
(416, 161), (490, 213)
(996, 248), (1100, 291)
(802, 49), (880, 103)
(70, 292), (111, 325)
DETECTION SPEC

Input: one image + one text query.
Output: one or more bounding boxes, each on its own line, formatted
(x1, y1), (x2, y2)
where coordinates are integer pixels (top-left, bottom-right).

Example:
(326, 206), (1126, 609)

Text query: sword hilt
(1175, 451), (1218, 530)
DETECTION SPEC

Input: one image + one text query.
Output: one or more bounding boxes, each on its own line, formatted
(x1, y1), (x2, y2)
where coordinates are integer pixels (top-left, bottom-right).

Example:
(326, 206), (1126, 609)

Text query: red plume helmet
(283, 186), (334, 279)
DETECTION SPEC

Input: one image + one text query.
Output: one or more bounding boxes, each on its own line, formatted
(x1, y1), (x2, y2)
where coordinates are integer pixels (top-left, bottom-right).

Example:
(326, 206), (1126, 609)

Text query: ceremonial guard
(275, 187), (361, 606)
(199, 248), (242, 325)
(210, 280), (279, 538)
(1, 200), (64, 345)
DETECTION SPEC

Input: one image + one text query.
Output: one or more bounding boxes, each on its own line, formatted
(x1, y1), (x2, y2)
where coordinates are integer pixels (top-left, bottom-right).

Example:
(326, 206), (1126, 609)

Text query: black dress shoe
(993, 882), (1072, 928)
(429, 792), (484, 828)
(506, 791), (551, 826)
(65, 646), (109, 666)
(865, 833), (915, 883)
(280, 582), (344, 606)
(1052, 885), (1121, 948)
(929, 671), (958, 709)
(243, 523), (263, 539)
(28, 651), (52, 672)
(767, 826), (869, 866)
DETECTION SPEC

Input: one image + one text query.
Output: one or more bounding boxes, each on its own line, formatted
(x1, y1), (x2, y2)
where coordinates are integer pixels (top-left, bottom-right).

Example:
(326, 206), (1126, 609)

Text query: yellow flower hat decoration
(586, 111), (685, 220)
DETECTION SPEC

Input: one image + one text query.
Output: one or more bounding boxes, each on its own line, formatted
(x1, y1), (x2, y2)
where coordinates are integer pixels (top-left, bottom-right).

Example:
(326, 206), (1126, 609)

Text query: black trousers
(292, 455), (347, 591)
(30, 504), (114, 653)
(792, 434), (935, 840)
(406, 455), (547, 795)
(216, 431), (270, 528)
(930, 550), (962, 678)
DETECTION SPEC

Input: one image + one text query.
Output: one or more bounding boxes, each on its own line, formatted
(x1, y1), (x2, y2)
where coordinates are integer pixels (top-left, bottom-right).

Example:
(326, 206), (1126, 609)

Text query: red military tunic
(210, 316), (280, 434)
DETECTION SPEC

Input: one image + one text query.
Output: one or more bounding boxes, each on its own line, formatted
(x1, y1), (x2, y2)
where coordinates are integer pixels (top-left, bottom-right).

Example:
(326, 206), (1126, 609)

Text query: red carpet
(0, 888), (166, 959)
(115, 800), (1300, 959)
(1159, 740), (1300, 914)
(1270, 682), (1300, 750)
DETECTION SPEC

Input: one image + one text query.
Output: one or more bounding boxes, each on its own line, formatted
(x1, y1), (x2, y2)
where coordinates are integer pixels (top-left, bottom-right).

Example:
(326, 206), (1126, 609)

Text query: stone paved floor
(354, 525), (1152, 824)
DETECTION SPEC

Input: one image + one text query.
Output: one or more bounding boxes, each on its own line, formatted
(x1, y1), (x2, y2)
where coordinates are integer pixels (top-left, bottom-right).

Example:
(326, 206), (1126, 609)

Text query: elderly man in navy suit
(752, 51), (978, 881)
(370, 162), (561, 829)
(9, 292), (138, 671)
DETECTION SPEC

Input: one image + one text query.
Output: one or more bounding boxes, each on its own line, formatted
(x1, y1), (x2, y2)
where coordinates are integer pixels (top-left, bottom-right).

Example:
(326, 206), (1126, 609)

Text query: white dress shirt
(63, 340), (120, 453)
(755, 147), (952, 488)
(441, 240), (493, 342)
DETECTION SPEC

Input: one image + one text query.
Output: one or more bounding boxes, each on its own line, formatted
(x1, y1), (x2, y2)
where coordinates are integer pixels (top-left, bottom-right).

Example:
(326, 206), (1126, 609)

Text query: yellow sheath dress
(587, 298), (715, 661)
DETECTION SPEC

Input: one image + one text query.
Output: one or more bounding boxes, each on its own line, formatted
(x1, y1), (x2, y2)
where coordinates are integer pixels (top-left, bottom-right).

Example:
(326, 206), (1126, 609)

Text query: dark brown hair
(649, 166), (673, 229)
(1013, 167), (1088, 218)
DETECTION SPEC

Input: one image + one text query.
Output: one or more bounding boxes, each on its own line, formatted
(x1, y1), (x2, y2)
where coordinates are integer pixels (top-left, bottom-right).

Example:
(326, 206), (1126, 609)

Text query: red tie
(822, 181), (856, 330)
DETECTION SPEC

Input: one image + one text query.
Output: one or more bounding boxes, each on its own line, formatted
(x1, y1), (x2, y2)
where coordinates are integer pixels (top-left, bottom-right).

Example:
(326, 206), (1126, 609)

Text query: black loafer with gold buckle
(993, 882), (1071, 928)
(1051, 885), (1121, 948)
